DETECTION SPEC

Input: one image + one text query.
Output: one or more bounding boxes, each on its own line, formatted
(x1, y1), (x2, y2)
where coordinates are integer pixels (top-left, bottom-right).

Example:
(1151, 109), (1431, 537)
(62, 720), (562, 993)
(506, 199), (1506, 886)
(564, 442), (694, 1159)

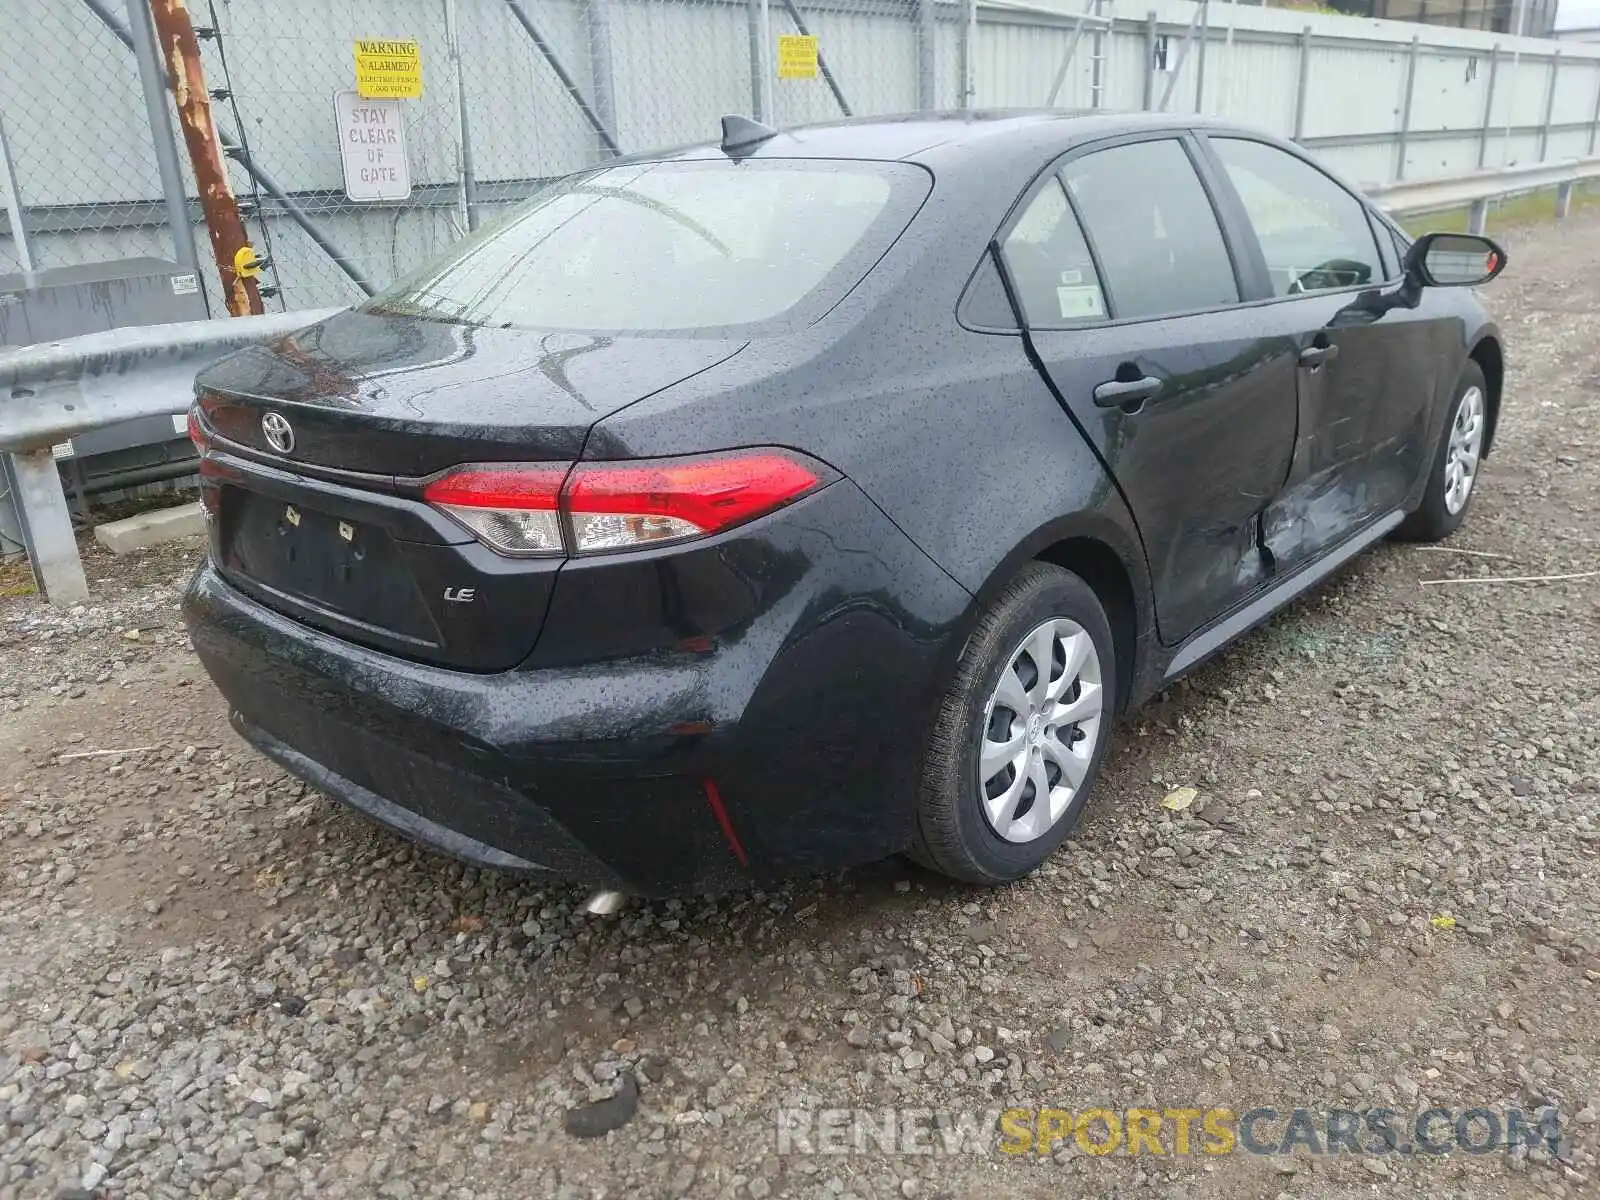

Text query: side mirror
(1406, 232), (1507, 288)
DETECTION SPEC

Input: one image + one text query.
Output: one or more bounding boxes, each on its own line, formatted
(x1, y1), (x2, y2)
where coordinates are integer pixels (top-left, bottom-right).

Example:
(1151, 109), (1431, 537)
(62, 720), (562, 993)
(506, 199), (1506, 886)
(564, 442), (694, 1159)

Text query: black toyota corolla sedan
(184, 111), (1506, 897)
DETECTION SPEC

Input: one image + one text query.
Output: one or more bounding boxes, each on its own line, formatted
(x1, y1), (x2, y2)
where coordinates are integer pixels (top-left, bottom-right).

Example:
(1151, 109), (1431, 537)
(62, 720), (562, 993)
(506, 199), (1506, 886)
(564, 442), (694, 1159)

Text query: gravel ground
(3, 211), (1599, 1200)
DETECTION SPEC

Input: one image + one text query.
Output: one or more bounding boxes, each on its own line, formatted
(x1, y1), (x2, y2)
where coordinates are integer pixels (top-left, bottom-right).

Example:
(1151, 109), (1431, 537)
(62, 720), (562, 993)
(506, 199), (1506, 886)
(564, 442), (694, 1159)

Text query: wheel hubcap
(977, 617), (1104, 844)
(1443, 385), (1484, 516)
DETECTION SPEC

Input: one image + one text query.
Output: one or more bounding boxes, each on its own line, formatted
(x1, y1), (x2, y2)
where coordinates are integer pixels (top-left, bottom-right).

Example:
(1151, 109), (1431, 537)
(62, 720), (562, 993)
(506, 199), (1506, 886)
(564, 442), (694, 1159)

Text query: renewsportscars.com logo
(773, 1105), (1565, 1159)
(997, 1106), (1564, 1158)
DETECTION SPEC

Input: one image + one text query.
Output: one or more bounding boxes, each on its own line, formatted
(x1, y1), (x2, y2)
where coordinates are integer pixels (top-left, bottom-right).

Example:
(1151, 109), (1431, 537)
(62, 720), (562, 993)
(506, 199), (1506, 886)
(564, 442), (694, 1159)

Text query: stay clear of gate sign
(334, 91), (412, 203)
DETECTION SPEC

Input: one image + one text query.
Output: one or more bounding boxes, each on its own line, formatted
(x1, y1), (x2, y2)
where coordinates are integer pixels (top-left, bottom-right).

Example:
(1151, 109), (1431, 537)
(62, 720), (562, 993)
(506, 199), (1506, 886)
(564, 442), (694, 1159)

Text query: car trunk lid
(197, 309), (746, 475)
(195, 309), (746, 671)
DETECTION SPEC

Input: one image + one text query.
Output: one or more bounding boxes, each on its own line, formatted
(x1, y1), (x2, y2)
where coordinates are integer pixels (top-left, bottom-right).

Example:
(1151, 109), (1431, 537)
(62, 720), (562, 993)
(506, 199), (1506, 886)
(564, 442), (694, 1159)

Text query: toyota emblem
(261, 412), (295, 454)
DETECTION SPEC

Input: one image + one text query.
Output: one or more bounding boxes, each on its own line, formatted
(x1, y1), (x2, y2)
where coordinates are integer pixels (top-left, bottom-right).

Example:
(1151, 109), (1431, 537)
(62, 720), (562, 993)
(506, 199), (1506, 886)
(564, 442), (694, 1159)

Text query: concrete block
(94, 502), (205, 554)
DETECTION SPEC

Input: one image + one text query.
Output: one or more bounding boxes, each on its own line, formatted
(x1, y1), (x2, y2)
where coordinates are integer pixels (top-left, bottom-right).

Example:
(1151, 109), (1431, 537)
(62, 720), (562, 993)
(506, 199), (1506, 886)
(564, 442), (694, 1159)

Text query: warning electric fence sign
(353, 39), (422, 99)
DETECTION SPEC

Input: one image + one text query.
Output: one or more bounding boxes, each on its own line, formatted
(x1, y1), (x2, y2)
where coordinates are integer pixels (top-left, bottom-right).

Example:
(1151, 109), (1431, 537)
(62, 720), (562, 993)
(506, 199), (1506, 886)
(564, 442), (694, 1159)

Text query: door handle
(1299, 343), (1341, 368)
(1093, 375), (1163, 410)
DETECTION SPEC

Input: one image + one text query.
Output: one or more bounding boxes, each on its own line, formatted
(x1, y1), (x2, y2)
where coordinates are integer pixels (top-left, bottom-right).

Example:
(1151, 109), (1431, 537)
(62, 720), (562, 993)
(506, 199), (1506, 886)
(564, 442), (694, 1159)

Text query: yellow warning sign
(354, 39), (422, 99)
(777, 34), (819, 80)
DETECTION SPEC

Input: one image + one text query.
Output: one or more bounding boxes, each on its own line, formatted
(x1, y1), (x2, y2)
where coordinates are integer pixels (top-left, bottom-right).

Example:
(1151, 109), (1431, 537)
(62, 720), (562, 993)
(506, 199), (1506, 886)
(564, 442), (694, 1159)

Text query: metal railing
(0, 308), (337, 603)
(1368, 155), (1600, 231)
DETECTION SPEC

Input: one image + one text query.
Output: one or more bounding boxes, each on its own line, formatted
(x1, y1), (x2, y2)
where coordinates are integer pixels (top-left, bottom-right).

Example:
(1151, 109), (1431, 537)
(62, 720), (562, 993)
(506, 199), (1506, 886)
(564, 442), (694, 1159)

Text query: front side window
(1061, 139), (1240, 321)
(999, 179), (1107, 327)
(1210, 137), (1383, 296)
(366, 159), (928, 334)
(1389, 223), (1412, 274)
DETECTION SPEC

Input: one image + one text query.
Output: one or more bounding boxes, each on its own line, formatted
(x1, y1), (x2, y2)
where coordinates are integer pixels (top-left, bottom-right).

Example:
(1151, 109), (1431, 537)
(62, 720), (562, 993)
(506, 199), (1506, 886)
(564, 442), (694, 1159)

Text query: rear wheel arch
(1033, 538), (1140, 714)
(954, 511), (1153, 718)
(1468, 334), (1503, 458)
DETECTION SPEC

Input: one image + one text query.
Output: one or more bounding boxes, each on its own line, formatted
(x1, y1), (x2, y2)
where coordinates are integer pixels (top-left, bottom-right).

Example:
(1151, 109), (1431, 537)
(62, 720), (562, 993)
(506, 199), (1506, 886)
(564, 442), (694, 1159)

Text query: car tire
(1396, 361), (1490, 543)
(912, 563), (1117, 885)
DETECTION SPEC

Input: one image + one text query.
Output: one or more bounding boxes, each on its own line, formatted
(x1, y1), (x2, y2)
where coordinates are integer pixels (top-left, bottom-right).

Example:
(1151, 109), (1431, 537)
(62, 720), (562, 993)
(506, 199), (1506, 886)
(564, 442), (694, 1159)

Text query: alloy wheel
(1443, 385), (1485, 516)
(977, 617), (1103, 844)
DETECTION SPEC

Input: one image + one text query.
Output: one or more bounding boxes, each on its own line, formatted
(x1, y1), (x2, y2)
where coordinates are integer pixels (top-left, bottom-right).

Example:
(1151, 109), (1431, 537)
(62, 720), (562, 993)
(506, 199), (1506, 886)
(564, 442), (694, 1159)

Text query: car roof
(749, 110), (1188, 159)
(642, 109), (1265, 183)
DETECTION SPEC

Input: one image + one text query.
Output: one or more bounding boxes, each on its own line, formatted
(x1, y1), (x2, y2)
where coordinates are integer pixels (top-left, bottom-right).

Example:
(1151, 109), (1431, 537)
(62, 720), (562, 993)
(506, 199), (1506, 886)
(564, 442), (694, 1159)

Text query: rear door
(1198, 135), (1443, 569)
(1005, 134), (1300, 646)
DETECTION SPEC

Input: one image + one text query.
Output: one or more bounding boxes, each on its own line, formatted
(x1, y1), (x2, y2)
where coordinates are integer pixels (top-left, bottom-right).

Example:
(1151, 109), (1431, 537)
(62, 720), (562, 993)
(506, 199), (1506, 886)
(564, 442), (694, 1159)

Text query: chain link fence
(201, 0), (937, 309)
(3, 0), (1600, 317)
(203, 0), (474, 310)
(0, 2), (177, 277)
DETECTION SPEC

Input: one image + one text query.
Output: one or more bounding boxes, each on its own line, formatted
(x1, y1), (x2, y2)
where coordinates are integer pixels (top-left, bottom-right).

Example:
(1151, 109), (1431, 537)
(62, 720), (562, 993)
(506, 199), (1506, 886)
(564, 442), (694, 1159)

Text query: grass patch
(0, 555), (38, 597)
(1400, 179), (1600, 237)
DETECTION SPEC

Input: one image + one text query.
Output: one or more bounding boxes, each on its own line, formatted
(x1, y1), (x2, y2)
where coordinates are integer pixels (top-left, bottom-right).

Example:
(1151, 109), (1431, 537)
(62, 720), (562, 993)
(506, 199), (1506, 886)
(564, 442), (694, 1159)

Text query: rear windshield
(366, 159), (929, 335)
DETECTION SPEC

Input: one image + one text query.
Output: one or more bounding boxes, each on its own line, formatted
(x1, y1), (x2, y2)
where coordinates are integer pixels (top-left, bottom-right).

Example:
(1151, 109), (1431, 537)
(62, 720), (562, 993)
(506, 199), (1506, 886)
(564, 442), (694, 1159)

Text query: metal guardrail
(1, 308), (337, 603)
(1, 309), (338, 454)
(3, 153), (1600, 606)
(1368, 157), (1600, 233)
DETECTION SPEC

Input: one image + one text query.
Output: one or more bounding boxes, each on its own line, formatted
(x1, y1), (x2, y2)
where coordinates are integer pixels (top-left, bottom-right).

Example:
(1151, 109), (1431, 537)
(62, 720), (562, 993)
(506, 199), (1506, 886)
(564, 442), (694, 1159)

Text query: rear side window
(365, 159), (929, 335)
(1210, 137), (1383, 296)
(958, 248), (1020, 329)
(999, 179), (1107, 326)
(1061, 139), (1239, 321)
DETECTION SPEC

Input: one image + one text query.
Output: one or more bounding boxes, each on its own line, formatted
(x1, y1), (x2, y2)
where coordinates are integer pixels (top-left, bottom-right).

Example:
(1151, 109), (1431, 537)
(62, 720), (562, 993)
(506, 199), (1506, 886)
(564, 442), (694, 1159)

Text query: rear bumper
(183, 481), (972, 895)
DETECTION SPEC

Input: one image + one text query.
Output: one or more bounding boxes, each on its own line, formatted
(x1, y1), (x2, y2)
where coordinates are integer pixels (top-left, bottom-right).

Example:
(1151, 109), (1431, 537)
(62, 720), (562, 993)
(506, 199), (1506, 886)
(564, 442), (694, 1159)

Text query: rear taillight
(187, 406), (209, 453)
(563, 453), (823, 553)
(421, 463), (567, 556)
(421, 449), (827, 557)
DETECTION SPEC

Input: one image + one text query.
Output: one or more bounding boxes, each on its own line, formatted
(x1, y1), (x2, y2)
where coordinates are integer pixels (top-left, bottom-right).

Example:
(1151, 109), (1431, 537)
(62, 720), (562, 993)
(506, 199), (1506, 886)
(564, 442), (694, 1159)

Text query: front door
(1199, 135), (1445, 569)
(1002, 135), (1299, 646)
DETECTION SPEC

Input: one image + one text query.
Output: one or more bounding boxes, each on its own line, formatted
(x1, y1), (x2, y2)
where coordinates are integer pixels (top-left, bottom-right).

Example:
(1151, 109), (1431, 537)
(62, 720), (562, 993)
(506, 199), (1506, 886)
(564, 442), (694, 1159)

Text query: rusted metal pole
(146, 0), (263, 316)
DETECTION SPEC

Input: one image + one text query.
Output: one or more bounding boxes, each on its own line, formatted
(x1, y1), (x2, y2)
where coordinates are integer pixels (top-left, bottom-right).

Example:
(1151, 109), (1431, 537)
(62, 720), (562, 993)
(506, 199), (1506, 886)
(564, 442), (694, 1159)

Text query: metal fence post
(1292, 26), (1312, 140)
(1194, 0), (1209, 115)
(1589, 65), (1600, 156)
(959, 0), (978, 108)
(0, 114), (33, 273)
(82, 0), (377, 298)
(443, 0), (481, 232)
(916, 0), (936, 111)
(124, 0), (201, 275)
(1501, 28), (1525, 166)
(1537, 50), (1560, 161)
(501, 0), (619, 155)
(1046, 9), (1095, 107)
(778, 0), (853, 116)
(585, 0), (618, 157)
(1477, 44), (1500, 169)
(1142, 12), (1158, 111)
(3, 451), (88, 605)
(748, 0), (771, 121)
(1395, 35), (1420, 181)
(1091, 0), (1108, 108)
(1158, 2), (1204, 112)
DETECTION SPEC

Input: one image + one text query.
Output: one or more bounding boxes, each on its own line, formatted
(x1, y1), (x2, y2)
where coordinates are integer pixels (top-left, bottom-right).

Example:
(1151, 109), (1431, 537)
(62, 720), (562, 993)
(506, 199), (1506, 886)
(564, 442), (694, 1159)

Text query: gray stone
(94, 504), (206, 555)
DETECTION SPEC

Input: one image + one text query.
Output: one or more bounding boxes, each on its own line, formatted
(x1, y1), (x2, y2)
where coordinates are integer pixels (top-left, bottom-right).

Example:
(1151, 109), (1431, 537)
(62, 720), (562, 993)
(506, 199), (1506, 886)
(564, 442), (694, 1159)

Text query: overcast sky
(1558, 0), (1600, 27)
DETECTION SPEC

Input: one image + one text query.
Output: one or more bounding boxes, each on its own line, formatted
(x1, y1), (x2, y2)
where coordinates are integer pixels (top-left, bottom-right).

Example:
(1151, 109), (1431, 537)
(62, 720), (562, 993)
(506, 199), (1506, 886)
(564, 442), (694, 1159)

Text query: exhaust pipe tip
(583, 889), (629, 916)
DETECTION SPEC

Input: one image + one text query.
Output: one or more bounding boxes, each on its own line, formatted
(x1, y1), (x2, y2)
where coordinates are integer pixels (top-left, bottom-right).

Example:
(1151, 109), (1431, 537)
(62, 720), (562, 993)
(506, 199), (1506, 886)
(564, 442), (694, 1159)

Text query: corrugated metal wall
(2, 0), (1598, 313)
